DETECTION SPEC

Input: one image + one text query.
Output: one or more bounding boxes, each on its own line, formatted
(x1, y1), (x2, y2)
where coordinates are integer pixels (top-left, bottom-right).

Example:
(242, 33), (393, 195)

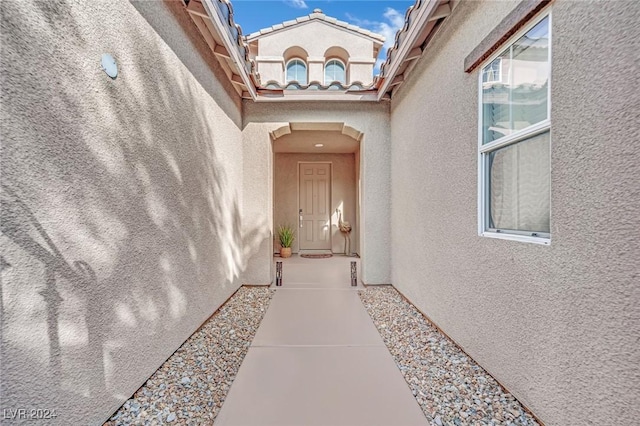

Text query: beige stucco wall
(255, 21), (376, 85)
(274, 153), (357, 255)
(257, 21), (373, 59)
(0, 0), (267, 423)
(256, 59), (284, 85)
(389, 1), (640, 424)
(348, 60), (377, 86)
(241, 120), (274, 285)
(243, 101), (391, 284)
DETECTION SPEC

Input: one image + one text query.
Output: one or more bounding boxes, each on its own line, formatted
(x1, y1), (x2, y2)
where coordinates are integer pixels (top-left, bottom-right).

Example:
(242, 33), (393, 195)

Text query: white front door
(299, 163), (331, 250)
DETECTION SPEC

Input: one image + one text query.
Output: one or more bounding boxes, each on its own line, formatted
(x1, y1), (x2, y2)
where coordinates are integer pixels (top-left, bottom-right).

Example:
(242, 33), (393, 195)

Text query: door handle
(300, 209), (303, 227)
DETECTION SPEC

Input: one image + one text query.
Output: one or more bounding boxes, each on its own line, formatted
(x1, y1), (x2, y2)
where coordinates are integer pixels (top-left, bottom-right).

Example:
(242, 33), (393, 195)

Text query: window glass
(479, 12), (551, 241)
(482, 58), (502, 83)
(482, 16), (549, 144)
(324, 60), (346, 84)
(286, 59), (307, 85)
(488, 131), (550, 233)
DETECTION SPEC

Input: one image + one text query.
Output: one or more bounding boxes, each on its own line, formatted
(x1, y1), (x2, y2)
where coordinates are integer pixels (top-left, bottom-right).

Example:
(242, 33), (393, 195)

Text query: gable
(246, 10), (384, 44)
(256, 20), (377, 59)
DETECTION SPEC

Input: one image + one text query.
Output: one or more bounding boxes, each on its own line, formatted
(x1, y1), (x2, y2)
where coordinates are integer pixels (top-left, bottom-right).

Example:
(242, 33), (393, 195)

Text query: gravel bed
(105, 286), (275, 425)
(359, 286), (539, 426)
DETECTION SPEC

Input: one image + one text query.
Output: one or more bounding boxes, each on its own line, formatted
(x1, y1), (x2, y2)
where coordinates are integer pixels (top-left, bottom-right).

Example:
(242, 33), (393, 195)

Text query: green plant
(278, 225), (295, 248)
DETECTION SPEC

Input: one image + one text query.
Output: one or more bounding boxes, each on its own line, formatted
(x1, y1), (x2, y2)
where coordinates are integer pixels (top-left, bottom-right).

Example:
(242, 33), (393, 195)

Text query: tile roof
(259, 81), (376, 92)
(378, 0), (421, 78)
(192, 0), (261, 87)
(245, 9), (385, 43)
(189, 0), (453, 100)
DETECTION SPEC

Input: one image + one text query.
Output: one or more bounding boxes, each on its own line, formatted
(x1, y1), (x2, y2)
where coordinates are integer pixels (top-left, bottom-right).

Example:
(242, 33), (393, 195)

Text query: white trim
(481, 57), (502, 83)
(285, 58), (308, 84)
(324, 59), (346, 85)
(481, 232), (550, 246)
(479, 119), (551, 153)
(477, 8), (552, 244)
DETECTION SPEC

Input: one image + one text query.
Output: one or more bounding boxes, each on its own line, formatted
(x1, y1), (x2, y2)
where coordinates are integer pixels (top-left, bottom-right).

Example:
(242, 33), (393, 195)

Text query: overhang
(183, 0), (458, 102)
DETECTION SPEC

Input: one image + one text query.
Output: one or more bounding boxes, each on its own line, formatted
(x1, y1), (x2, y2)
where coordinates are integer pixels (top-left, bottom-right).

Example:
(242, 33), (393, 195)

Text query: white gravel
(359, 286), (540, 426)
(105, 286), (274, 425)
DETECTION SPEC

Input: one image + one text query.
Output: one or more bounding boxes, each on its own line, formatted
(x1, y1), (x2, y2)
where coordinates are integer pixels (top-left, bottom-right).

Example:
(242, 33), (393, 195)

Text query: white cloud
(346, 8), (406, 74)
(284, 0), (308, 9)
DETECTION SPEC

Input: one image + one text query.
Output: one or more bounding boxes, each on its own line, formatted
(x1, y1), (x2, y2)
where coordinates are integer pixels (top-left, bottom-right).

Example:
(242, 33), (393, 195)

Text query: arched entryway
(270, 122), (362, 257)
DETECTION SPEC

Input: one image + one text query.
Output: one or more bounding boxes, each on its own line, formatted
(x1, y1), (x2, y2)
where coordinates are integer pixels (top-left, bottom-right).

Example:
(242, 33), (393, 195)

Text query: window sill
(480, 232), (551, 246)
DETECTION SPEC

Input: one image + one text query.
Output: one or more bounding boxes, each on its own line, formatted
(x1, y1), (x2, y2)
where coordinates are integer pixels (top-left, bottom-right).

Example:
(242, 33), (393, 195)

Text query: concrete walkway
(215, 255), (427, 426)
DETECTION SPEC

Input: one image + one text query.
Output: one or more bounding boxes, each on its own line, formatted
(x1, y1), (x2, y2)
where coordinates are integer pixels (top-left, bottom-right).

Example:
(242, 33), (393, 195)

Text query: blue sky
(230, 0), (415, 73)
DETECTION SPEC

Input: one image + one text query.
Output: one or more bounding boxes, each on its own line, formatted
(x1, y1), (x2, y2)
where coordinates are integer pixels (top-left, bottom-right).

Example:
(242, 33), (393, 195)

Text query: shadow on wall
(1, 186), (107, 405)
(130, 0), (242, 128)
(0, 0), (268, 423)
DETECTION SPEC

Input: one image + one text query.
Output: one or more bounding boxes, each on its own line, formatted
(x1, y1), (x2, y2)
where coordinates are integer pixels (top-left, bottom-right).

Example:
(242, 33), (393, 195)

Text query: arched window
(324, 59), (346, 84)
(286, 59), (307, 85)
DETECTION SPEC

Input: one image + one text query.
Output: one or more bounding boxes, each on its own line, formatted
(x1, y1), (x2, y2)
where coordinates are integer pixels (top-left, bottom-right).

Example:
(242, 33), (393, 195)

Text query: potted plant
(278, 225), (295, 258)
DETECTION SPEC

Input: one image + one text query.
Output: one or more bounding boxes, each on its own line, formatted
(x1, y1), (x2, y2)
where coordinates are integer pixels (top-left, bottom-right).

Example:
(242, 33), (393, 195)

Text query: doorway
(271, 123), (361, 256)
(298, 162), (331, 250)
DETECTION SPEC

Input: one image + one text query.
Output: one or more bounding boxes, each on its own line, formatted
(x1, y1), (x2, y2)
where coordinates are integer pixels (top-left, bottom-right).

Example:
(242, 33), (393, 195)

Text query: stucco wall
(256, 21), (376, 85)
(241, 120), (274, 285)
(389, 1), (640, 424)
(274, 153), (357, 255)
(0, 0), (256, 423)
(243, 101), (391, 284)
(258, 21), (373, 58)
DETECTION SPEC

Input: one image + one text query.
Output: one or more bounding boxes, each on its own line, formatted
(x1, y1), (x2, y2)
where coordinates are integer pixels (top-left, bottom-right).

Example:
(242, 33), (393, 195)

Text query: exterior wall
(241, 121), (274, 285)
(307, 57), (326, 85)
(257, 59), (284, 85)
(243, 101), (391, 284)
(274, 153), (357, 255)
(0, 0), (257, 424)
(348, 60), (377, 85)
(389, 1), (640, 425)
(255, 21), (375, 85)
(257, 21), (373, 58)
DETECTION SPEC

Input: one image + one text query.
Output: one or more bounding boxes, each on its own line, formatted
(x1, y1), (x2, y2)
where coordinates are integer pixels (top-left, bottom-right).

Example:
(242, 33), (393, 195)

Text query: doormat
(300, 254), (333, 259)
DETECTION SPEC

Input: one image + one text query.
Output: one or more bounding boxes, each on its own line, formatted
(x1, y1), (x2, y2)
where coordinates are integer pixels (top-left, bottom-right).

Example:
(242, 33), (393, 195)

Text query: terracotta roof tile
(200, 0), (445, 99)
(260, 80), (376, 92)
(379, 0), (420, 78)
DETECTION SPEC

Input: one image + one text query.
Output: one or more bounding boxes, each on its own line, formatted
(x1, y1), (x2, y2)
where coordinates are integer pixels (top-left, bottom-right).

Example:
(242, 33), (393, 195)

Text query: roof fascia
(201, 0), (257, 100)
(376, 0), (441, 101)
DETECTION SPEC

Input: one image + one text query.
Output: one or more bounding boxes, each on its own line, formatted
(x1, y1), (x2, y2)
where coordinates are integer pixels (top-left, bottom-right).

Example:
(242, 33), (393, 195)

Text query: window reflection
(482, 17), (549, 144)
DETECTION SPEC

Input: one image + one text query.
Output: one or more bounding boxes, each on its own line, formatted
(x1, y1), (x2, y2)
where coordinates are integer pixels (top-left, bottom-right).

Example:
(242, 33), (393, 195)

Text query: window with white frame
(324, 59), (346, 84)
(286, 59), (307, 85)
(478, 12), (551, 244)
(482, 58), (502, 83)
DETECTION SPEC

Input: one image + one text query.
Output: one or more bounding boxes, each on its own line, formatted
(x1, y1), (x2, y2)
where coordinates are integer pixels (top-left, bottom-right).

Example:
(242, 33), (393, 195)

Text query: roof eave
(192, 0), (259, 100)
(376, 1), (454, 101)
